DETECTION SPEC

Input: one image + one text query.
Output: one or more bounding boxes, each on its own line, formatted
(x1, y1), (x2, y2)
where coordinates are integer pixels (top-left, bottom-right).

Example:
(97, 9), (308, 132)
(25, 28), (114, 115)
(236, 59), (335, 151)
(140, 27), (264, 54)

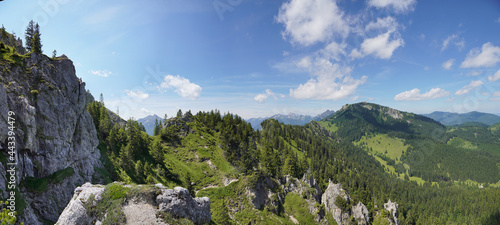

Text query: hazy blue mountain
(423, 111), (500, 126)
(247, 110), (335, 130)
(137, 114), (162, 135)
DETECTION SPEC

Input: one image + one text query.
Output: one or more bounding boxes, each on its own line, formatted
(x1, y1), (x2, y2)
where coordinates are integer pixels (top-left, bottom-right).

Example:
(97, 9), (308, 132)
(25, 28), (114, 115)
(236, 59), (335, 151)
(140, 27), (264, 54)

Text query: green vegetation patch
(355, 133), (408, 162)
(317, 120), (338, 133)
(283, 193), (316, 224)
(22, 167), (74, 193)
(447, 137), (478, 150)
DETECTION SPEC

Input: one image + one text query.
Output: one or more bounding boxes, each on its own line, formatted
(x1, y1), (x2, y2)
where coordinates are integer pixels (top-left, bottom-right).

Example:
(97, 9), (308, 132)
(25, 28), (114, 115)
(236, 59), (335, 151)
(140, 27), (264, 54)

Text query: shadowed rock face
(0, 52), (102, 224)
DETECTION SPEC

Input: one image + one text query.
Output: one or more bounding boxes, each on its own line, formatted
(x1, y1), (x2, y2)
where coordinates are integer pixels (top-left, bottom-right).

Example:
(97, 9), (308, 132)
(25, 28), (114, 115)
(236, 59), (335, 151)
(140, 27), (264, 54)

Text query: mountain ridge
(247, 109), (335, 130)
(423, 111), (500, 126)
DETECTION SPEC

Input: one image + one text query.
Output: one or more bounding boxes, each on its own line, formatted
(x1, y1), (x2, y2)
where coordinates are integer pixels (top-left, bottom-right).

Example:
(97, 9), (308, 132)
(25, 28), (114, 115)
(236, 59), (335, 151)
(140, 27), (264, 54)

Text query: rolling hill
(423, 111), (500, 126)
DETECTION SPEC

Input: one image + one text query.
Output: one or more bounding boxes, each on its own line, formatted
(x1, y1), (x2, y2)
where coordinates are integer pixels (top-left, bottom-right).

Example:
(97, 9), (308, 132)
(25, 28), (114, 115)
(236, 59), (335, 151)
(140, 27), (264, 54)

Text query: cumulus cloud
(455, 80), (484, 95)
(367, 0), (416, 13)
(441, 33), (465, 51)
(493, 91), (500, 97)
(159, 75), (202, 100)
(254, 89), (282, 103)
(276, 0), (349, 46)
(89, 70), (112, 77)
(488, 69), (500, 82)
(394, 88), (449, 101)
(442, 59), (455, 70)
(289, 59), (367, 100)
(460, 42), (500, 68)
(125, 90), (149, 100)
(350, 31), (404, 59)
(365, 16), (398, 32)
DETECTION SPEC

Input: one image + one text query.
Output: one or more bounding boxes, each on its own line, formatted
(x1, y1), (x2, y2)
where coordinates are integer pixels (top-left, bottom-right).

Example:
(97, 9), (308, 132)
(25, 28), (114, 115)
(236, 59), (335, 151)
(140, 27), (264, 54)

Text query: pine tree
(52, 49), (57, 58)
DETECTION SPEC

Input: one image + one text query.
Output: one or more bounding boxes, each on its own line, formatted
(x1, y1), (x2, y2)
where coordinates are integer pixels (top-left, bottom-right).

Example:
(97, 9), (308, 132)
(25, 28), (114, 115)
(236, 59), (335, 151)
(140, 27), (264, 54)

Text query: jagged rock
(56, 183), (211, 225)
(156, 186), (211, 225)
(384, 199), (399, 225)
(55, 183), (105, 225)
(321, 181), (351, 225)
(352, 202), (370, 225)
(301, 174), (322, 202)
(246, 176), (277, 210)
(0, 50), (103, 224)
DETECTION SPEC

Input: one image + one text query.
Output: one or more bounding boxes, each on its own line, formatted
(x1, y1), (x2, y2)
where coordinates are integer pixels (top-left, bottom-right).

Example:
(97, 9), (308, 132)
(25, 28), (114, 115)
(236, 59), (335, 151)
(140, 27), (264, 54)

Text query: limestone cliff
(0, 39), (102, 224)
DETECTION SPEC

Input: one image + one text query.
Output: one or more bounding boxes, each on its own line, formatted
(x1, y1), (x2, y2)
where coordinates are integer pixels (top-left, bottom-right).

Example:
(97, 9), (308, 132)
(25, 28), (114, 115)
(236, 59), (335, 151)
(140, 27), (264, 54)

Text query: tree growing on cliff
(25, 20), (42, 53)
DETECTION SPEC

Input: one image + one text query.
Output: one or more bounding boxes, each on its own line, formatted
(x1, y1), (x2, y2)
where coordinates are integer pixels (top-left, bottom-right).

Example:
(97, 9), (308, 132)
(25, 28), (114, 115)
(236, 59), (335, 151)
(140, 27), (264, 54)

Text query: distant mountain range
(247, 110), (335, 130)
(422, 111), (500, 126)
(137, 114), (162, 135)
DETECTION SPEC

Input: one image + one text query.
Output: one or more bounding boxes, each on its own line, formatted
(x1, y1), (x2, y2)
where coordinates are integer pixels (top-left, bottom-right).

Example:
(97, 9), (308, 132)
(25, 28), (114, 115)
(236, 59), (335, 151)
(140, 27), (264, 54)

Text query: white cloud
(276, 0), (349, 46)
(289, 59), (367, 100)
(460, 42), (500, 68)
(350, 31), (404, 59)
(320, 41), (347, 61)
(254, 89), (281, 103)
(296, 56), (312, 68)
(466, 71), (482, 76)
(419, 34), (426, 41)
(442, 59), (455, 70)
(89, 70), (112, 77)
(497, 17), (500, 23)
(159, 75), (202, 100)
(441, 33), (465, 51)
(367, 0), (417, 13)
(365, 16), (398, 32)
(125, 90), (149, 100)
(455, 80), (484, 95)
(394, 88), (449, 101)
(488, 69), (500, 82)
(493, 91), (500, 97)
(424, 66), (430, 71)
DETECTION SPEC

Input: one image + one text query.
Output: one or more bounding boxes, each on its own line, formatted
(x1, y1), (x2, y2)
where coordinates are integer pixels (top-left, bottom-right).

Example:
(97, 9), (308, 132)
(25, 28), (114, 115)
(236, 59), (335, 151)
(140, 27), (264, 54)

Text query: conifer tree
(33, 23), (42, 53)
(25, 20), (34, 52)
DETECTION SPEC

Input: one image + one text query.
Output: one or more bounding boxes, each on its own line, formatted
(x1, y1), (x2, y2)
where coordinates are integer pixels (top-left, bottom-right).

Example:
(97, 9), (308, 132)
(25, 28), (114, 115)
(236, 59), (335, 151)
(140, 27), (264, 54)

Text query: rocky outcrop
(321, 181), (351, 225)
(0, 47), (102, 223)
(157, 185), (211, 225)
(56, 182), (211, 225)
(384, 199), (399, 225)
(246, 176), (278, 210)
(352, 202), (370, 225)
(55, 183), (105, 225)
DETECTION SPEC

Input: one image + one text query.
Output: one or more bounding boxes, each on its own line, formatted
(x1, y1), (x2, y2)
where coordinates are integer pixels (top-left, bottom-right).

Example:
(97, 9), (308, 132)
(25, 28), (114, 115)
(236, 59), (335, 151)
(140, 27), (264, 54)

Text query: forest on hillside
(87, 100), (500, 225)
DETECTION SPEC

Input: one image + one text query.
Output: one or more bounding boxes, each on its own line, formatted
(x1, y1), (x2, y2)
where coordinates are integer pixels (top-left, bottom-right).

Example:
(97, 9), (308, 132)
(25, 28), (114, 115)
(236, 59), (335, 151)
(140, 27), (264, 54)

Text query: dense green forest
(87, 100), (500, 224)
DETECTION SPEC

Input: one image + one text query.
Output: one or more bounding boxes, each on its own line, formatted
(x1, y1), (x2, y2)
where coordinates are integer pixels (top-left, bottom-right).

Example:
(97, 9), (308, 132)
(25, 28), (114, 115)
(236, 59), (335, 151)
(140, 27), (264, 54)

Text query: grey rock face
(352, 202), (370, 225)
(55, 183), (105, 225)
(156, 186), (211, 225)
(57, 183), (211, 225)
(321, 181), (351, 225)
(0, 52), (102, 224)
(384, 199), (399, 225)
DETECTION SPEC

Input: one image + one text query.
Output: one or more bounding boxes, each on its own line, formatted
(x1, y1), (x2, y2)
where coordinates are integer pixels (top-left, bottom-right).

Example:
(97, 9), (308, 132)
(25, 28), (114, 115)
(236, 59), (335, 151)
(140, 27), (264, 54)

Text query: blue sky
(1, 0), (500, 119)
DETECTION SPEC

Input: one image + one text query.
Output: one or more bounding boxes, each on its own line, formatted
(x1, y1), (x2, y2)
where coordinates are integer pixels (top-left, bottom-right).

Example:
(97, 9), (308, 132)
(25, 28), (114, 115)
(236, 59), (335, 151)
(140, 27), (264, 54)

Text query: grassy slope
(161, 120), (238, 189)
